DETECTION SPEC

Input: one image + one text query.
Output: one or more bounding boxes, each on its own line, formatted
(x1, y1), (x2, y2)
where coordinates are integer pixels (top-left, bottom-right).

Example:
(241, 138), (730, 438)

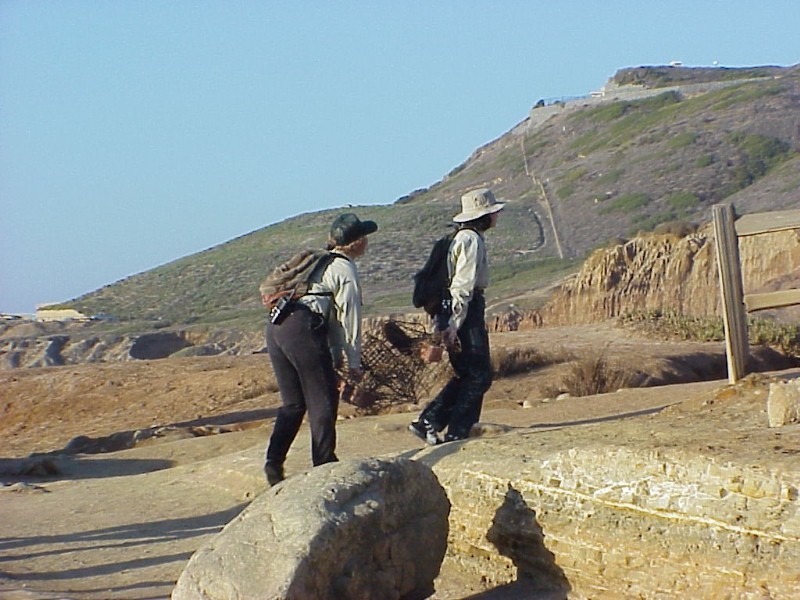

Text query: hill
(21, 64), (800, 329)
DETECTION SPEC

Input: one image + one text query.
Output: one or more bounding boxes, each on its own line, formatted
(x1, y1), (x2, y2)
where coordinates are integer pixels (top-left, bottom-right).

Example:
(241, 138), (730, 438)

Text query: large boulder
(172, 457), (450, 600)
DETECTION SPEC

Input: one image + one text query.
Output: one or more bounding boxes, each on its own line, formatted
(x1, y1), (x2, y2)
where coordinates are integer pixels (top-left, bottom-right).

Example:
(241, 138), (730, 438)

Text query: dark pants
(264, 305), (339, 467)
(419, 293), (492, 439)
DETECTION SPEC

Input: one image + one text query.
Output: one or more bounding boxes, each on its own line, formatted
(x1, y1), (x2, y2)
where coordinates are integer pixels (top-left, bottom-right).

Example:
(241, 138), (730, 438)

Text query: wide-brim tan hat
(453, 188), (505, 223)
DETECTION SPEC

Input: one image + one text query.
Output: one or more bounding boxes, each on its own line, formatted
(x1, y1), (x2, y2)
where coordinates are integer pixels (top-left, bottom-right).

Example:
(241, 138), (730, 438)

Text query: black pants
(419, 293), (492, 439)
(264, 305), (339, 467)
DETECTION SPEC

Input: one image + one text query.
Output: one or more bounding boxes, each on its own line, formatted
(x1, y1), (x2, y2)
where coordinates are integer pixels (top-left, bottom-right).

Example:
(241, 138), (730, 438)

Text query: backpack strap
(297, 252), (347, 299)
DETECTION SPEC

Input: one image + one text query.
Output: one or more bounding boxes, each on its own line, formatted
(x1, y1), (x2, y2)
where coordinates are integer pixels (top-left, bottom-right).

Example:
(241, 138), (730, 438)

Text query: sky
(1, 1), (798, 314)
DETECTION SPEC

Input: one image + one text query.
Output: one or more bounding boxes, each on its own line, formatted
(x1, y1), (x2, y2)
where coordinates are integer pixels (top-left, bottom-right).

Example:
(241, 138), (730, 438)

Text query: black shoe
(443, 432), (466, 443)
(264, 462), (285, 486)
(408, 419), (440, 446)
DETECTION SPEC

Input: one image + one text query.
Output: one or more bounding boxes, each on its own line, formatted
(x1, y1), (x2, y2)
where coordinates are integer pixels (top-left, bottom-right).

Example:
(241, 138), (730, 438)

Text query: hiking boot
(264, 462), (285, 486)
(444, 432), (466, 443)
(408, 419), (440, 446)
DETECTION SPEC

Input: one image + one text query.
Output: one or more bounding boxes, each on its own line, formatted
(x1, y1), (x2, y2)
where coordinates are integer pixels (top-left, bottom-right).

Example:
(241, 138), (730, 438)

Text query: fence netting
(338, 319), (450, 414)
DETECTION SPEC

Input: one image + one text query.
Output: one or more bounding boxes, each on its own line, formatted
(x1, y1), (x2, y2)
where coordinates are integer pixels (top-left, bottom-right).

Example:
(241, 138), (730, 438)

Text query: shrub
(630, 211), (678, 234)
(695, 154), (714, 168)
(639, 90), (683, 110)
(666, 191), (700, 211)
(653, 220), (698, 237)
(667, 131), (698, 149)
(596, 168), (624, 185)
(556, 184), (574, 199)
(599, 192), (650, 215)
(562, 166), (589, 183)
(447, 162), (467, 178)
(749, 319), (800, 357)
(619, 310), (800, 356)
(591, 102), (628, 122)
(544, 352), (637, 397)
(492, 346), (571, 378)
(726, 132), (793, 194)
(619, 310), (725, 341)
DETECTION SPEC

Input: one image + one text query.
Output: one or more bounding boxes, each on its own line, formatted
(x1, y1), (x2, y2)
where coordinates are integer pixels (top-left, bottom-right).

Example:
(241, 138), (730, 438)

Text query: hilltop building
(35, 305), (91, 322)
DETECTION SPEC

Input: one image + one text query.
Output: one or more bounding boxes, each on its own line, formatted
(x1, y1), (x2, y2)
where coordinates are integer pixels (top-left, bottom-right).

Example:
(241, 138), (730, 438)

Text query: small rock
(1, 481), (49, 493)
(767, 379), (800, 427)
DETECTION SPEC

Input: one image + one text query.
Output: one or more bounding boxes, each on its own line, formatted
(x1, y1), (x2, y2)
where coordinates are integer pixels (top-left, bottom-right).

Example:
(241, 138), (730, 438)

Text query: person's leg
(419, 374), (461, 432)
(281, 310), (340, 466)
(444, 296), (492, 441)
(264, 318), (308, 476)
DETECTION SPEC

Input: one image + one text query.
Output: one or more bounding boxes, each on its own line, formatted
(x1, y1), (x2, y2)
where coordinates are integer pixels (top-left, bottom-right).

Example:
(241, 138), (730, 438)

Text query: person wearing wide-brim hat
(263, 212), (377, 486)
(409, 188), (504, 446)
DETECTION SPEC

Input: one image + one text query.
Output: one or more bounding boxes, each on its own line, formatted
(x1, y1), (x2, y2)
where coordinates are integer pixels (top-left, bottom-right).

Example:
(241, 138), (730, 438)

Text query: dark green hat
(330, 213), (378, 246)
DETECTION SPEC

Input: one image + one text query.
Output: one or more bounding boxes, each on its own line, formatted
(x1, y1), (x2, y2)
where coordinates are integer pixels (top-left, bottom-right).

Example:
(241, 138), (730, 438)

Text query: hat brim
(452, 202), (505, 223)
(358, 220), (378, 236)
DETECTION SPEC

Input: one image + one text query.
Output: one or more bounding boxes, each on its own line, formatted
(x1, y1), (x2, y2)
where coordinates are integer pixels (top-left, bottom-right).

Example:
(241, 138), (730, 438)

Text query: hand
(338, 378), (353, 402)
(442, 324), (459, 349)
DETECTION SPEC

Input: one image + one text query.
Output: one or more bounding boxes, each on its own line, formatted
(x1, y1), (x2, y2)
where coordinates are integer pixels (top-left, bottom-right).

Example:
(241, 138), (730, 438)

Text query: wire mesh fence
(338, 319), (450, 414)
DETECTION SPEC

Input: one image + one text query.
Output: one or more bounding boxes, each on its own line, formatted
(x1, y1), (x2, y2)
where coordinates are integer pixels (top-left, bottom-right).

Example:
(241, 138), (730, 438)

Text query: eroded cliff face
(537, 225), (800, 326)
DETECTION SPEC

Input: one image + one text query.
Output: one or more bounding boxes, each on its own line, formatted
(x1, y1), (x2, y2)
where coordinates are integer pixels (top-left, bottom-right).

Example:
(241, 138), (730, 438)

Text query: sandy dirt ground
(1, 321), (798, 599)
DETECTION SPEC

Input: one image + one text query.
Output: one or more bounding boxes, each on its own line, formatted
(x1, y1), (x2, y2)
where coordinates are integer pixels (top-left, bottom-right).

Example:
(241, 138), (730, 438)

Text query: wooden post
(712, 204), (749, 383)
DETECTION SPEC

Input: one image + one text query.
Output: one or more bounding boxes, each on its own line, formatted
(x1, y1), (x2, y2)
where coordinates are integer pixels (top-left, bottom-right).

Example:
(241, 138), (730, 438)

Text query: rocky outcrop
(417, 378), (800, 599)
(173, 457), (450, 600)
(539, 226), (800, 326)
(0, 327), (265, 370)
(428, 442), (799, 598)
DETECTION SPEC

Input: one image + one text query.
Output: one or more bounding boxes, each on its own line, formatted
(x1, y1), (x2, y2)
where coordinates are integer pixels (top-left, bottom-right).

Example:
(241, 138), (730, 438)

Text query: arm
(323, 257), (363, 370)
(448, 230), (481, 332)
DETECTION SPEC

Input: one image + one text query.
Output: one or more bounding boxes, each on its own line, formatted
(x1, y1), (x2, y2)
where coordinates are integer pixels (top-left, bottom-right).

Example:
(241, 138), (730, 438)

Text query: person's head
(327, 212), (378, 258)
(453, 188), (504, 231)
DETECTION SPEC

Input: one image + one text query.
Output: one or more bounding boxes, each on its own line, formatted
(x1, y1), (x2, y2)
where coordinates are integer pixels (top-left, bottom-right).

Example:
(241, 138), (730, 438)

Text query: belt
(291, 301), (325, 319)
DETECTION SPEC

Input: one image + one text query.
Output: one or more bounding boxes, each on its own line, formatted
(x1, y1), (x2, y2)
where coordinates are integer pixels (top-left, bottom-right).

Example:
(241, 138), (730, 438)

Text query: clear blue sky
(1, 1), (798, 314)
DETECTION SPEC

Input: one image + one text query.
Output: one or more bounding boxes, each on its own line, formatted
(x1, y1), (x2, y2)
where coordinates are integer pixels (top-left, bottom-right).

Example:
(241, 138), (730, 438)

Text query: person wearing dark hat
(409, 188), (504, 445)
(263, 212), (378, 486)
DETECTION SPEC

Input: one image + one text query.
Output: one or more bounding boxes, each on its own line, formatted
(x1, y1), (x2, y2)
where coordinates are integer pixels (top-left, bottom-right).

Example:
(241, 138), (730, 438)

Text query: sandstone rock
(429, 437), (800, 599)
(539, 226), (800, 326)
(767, 378), (800, 427)
(172, 457), (450, 600)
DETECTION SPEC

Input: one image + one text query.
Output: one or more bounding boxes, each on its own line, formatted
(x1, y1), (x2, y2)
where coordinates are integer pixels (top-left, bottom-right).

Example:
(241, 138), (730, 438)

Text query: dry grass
(544, 352), (638, 398)
(491, 346), (573, 378)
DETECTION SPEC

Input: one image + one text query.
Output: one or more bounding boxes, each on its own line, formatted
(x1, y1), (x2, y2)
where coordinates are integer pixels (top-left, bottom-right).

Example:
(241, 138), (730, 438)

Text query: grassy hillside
(68, 64), (800, 328)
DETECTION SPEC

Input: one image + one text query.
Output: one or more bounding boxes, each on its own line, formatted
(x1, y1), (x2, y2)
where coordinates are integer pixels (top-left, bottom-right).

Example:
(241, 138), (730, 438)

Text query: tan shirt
(447, 228), (489, 330)
(297, 255), (363, 369)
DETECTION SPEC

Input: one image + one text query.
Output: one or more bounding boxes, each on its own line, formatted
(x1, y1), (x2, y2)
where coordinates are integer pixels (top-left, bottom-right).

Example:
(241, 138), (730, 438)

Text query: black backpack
(259, 249), (337, 307)
(412, 231), (456, 316)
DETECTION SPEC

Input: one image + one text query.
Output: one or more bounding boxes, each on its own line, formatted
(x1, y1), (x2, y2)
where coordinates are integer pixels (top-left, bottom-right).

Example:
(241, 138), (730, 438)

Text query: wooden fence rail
(713, 204), (800, 383)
